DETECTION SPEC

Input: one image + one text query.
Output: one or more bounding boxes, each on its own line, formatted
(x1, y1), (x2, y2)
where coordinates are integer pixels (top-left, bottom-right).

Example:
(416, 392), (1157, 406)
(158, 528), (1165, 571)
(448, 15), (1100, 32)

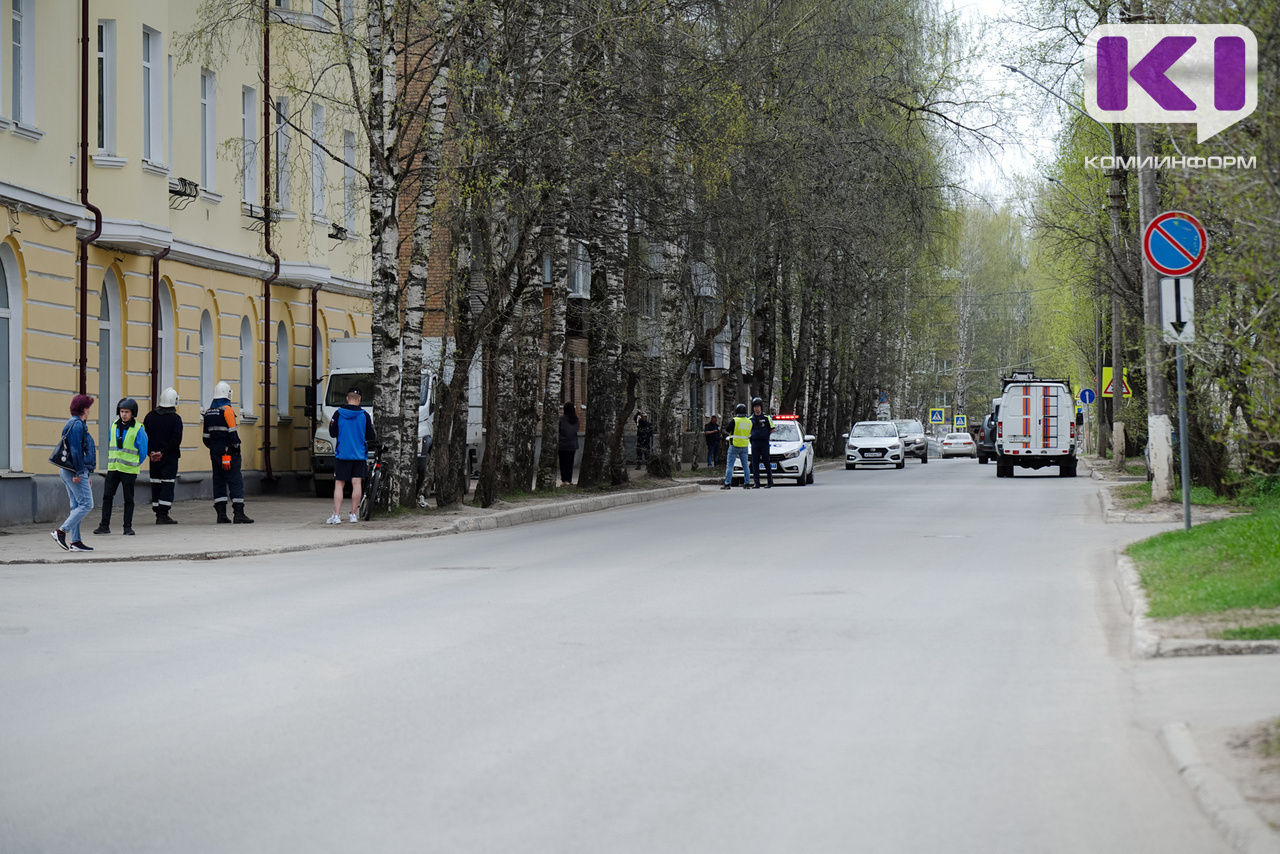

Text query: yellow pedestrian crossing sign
(929, 408), (945, 424)
(954, 415), (967, 429)
(1101, 367), (1132, 398)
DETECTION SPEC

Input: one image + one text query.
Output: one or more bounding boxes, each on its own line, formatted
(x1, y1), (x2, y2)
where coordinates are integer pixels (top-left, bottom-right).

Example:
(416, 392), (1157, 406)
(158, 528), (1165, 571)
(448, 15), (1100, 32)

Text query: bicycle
(358, 443), (388, 521)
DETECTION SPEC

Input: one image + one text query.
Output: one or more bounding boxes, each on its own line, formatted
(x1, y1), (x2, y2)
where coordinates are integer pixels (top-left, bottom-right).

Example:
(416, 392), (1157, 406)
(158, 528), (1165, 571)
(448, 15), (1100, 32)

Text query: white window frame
(310, 103), (326, 220)
(157, 283), (175, 394)
(142, 27), (163, 166)
(96, 273), (124, 452)
(242, 86), (258, 204)
(343, 130), (355, 231)
(567, 241), (591, 298)
(0, 243), (22, 470)
(10, 0), (35, 128)
(239, 315), (254, 413)
(167, 55), (174, 169)
(199, 310), (215, 404)
(274, 96), (290, 210)
(341, 0), (354, 34)
(275, 320), (289, 418)
(200, 70), (217, 191)
(96, 21), (117, 154)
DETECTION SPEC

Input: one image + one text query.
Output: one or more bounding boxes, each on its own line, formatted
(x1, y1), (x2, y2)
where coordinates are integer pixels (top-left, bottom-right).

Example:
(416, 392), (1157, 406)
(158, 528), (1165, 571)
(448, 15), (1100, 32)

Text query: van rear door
(1005, 383), (1066, 451)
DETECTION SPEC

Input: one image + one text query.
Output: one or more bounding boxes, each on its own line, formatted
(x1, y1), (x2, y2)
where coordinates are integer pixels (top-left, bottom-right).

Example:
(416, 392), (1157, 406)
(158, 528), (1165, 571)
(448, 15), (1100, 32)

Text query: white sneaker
(348, 513), (358, 523)
(326, 514), (341, 525)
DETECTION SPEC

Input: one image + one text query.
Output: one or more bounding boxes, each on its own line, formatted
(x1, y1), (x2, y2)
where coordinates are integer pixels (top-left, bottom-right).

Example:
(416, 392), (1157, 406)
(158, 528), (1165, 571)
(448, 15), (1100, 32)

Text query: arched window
(239, 316), (254, 413)
(0, 244), (20, 470)
(97, 273), (123, 450)
(157, 281), (175, 394)
(199, 309), (214, 403)
(276, 320), (289, 417)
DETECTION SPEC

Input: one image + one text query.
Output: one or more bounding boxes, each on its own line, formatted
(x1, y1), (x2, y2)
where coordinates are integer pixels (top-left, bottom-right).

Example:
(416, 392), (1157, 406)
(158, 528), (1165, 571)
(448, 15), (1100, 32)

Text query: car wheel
(979, 454), (988, 464)
(921, 451), (928, 464)
(846, 464), (856, 470)
(895, 460), (905, 470)
(314, 477), (333, 498)
(806, 463), (814, 484)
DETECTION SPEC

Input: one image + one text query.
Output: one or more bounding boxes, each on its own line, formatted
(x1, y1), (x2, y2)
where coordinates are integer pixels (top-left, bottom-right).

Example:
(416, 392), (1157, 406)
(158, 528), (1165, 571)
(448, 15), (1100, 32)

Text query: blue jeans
(724, 444), (750, 485)
(706, 442), (720, 467)
(59, 468), (94, 543)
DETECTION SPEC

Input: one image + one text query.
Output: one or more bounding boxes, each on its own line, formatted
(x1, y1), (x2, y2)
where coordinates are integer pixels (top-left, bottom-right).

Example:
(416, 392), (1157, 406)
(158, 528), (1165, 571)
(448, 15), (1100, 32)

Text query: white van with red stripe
(994, 372), (1078, 478)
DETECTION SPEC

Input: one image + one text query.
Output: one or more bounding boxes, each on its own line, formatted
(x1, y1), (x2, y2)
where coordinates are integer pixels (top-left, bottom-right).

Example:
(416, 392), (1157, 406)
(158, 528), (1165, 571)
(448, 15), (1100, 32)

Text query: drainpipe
(261, 0), (279, 482)
(150, 246), (171, 408)
(78, 0), (103, 394)
(310, 282), (324, 421)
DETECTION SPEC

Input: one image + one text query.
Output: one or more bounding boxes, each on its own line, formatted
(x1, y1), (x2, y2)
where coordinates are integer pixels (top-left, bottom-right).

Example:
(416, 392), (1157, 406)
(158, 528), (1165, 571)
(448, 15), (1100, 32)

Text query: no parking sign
(1143, 211), (1207, 277)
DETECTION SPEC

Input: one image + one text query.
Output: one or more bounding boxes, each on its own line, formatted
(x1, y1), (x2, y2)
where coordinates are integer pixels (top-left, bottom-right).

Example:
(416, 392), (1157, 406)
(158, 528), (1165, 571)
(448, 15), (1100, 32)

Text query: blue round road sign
(1079, 388), (1096, 405)
(1143, 211), (1207, 276)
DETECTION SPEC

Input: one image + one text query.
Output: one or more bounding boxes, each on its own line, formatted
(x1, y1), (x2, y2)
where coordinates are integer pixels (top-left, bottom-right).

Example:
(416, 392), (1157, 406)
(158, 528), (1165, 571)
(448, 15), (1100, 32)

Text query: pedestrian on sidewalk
(50, 394), (97, 551)
(93, 397), (148, 536)
(143, 387), (183, 524)
(721, 403), (752, 490)
(202, 381), (253, 524)
(704, 414), (721, 467)
(634, 412), (652, 470)
(327, 387), (376, 524)
(748, 397), (775, 489)
(558, 402), (579, 487)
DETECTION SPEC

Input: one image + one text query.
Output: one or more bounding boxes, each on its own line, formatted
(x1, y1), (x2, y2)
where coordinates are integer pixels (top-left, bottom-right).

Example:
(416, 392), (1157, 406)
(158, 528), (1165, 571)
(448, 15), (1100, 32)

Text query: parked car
(844, 422), (905, 469)
(730, 415), (816, 485)
(940, 432), (977, 458)
(892, 419), (928, 463)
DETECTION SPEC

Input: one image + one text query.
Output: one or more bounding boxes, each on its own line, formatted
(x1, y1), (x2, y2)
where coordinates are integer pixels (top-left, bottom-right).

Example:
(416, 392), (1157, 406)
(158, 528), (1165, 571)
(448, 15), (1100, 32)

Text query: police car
(730, 415), (816, 485)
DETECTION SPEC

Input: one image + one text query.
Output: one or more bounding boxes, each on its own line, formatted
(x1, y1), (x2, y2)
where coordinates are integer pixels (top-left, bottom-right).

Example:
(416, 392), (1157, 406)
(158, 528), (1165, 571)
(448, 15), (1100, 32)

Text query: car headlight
(891, 442), (902, 450)
(783, 448), (800, 459)
(314, 438), (334, 454)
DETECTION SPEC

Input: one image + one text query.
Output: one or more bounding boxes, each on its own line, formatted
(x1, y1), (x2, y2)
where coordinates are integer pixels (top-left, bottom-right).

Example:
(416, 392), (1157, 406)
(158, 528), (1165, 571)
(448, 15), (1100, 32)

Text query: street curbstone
(1159, 722), (1280, 854)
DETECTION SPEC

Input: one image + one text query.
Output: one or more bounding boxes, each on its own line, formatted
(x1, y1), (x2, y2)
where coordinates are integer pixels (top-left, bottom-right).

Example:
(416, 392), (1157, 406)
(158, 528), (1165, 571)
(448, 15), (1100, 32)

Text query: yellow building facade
(0, 0), (372, 523)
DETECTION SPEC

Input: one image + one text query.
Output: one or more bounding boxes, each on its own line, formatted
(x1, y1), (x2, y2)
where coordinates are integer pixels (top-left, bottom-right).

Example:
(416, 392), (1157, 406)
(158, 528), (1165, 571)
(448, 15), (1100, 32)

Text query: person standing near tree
(748, 397), (775, 489)
(143, 387), (183, 524)
(93, 397), (148, 536)
(327, 387), (376, 524)
(721, 403), (752, 490)
(558, 402), (580, 487)
(634, 412), (653, 470)
(703, 414), (721, 468)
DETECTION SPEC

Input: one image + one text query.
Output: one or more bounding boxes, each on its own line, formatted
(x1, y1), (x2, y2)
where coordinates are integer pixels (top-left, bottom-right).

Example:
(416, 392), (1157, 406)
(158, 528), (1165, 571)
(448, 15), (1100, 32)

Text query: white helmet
(213, 381), (233, 400)
(159, 387), (179, 407)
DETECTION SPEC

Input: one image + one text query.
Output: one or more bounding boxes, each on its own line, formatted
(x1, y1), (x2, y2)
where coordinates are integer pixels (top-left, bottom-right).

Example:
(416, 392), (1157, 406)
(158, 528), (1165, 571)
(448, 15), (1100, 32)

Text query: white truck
(994, 372), (1078, 478)
(307, 338), (482, 497)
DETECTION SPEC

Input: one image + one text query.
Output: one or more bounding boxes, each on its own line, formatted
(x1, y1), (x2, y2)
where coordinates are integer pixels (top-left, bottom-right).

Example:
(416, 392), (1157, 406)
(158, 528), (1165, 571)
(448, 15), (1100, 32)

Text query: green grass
(1113, 481), (1236, 511)
(1128, 502), (1280, 618)
(1217, 624), (1280, 641)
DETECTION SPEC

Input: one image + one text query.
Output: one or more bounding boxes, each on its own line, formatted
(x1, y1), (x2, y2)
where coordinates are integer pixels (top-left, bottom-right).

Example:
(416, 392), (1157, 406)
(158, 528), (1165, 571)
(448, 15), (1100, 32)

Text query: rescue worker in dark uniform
(748, 396), (775, 489)
(202, 381), (254, 524)
(144, 386), (183, 524)
(92, 397), (148, 536)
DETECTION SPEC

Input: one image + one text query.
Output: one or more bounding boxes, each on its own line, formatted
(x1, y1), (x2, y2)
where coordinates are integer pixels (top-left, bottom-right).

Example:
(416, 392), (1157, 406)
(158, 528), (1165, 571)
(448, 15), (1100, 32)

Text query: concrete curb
(1160, 722), (1280, 854)
(5, 484), (703, 566)
(1115, 555), (1280, 658)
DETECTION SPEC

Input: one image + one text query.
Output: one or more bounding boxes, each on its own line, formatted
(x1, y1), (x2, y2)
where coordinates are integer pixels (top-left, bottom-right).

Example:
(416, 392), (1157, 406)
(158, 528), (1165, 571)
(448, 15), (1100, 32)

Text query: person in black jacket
(558, 402), (579, 486)
(144, 387), (184, 524)
(635, 412), (652, 470)
(748, 397), (775, 488)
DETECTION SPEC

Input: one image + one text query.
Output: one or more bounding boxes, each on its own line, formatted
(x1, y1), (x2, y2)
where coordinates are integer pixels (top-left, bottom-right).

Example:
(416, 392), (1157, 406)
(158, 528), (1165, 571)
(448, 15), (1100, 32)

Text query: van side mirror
(304, 386), (316, 414)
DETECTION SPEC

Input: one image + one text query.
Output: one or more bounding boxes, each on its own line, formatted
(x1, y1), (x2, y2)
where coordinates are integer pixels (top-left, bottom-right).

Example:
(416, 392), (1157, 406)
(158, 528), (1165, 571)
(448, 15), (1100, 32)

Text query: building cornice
(0, 179), (85, 223)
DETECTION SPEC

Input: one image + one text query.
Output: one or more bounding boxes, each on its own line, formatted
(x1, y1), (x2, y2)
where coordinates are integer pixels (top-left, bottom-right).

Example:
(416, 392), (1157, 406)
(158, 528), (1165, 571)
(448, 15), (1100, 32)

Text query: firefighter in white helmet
(201, 381), (254, 523)
(143, 387), (183, 524)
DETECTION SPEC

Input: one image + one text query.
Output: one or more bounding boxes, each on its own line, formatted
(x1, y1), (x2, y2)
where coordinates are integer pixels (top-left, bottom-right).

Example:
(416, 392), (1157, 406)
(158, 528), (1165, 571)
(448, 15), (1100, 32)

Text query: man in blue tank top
(327, 387), (377, 524)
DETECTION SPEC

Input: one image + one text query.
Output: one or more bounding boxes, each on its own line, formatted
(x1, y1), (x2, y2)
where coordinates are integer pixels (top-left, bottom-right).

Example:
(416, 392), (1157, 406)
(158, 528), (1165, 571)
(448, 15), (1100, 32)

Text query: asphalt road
(0, 456), (1240, 852)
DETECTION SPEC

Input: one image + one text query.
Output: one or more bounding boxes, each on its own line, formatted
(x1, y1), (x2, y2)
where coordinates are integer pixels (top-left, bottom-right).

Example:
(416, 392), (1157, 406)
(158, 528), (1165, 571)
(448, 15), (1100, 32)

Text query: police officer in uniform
(202, 381), (254, 523)
(748, 397), (775, 489)
(93, 397), (148, 535)
(144, 387), (184, 524)
(721, 403), (753, 490)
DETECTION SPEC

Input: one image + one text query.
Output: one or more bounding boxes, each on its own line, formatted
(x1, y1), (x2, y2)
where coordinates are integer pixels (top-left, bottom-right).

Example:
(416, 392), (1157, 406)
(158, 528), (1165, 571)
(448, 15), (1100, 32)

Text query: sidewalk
(1, 479), (702, 565)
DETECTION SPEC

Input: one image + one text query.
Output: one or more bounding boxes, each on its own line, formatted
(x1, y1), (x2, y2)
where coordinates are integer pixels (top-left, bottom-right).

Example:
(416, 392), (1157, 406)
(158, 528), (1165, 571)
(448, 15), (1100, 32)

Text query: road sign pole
(1176, 344), (1191, 531)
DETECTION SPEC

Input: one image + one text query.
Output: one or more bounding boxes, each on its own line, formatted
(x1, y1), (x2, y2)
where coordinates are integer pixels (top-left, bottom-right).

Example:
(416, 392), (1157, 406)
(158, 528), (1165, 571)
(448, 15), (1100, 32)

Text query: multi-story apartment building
(0, 1), (373, 524)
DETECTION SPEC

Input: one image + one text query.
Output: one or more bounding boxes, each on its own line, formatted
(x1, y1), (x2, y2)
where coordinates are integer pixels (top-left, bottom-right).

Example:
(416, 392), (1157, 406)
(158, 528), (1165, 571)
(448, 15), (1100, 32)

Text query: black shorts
(334, 458), (368, 482)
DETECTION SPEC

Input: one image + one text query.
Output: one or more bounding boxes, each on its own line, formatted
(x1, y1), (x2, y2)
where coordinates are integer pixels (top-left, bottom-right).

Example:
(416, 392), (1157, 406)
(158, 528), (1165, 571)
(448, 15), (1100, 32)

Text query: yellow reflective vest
(730, 416), (753, 447)
(107, 420), (143, 474)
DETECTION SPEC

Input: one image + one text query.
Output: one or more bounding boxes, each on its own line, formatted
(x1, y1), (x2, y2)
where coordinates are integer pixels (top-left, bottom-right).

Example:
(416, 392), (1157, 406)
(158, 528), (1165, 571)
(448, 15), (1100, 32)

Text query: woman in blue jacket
(53, 394), (97, 551)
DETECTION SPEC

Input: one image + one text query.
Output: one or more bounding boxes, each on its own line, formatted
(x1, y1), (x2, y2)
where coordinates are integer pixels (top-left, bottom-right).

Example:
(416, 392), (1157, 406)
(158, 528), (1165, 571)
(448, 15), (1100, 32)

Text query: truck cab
(995, 372), (1078, 478)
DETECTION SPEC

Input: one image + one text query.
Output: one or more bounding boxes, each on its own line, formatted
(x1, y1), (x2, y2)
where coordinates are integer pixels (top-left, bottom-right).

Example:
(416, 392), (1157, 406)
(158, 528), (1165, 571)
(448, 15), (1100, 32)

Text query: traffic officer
(144, 387), (184, 524)
(721, 403), (753, 490)
(202, 381), (254, 524)
(748, 397), (775, 488)
(93, 397), (148, 536)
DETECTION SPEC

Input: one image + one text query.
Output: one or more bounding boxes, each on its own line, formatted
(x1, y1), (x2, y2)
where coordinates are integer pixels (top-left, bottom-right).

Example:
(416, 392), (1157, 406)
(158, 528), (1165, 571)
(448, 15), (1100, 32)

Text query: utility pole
(1130, 0), (1174, 498)
(1107, 133), (1127, 472)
